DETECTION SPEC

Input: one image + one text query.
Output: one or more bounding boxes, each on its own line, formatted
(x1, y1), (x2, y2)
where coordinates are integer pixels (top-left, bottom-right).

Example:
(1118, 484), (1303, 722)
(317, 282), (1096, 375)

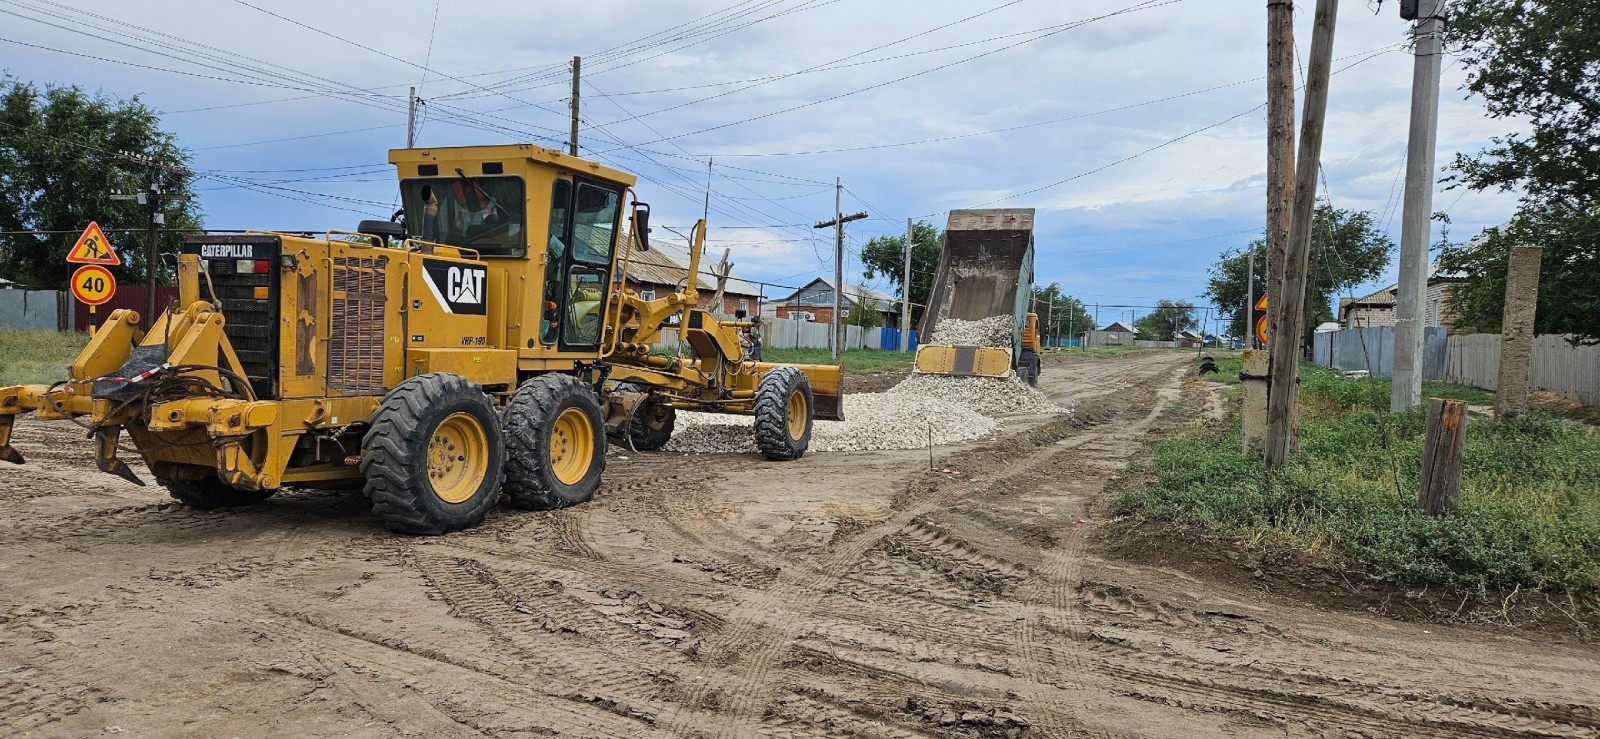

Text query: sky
(0, 0), (1523, 329)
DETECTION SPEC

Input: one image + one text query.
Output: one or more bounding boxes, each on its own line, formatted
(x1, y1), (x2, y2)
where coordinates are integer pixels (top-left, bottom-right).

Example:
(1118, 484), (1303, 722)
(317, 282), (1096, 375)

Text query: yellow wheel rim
(428, 412), (489, 504)
(786, 389), (808, 440)
(550, 407), (595, 485)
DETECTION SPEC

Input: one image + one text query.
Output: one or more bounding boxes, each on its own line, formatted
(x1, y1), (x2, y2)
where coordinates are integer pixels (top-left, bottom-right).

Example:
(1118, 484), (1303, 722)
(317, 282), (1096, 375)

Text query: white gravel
(925, 315), (1014, 347)
(663, 393), (999, 454)
(888, 373), (1063, 416)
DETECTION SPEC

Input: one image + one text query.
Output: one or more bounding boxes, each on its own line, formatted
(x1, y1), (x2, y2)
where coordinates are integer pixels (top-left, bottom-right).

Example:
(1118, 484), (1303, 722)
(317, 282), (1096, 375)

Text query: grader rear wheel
(361, 373), (505, 535)
(502, 374), (607, 510)
(158, 466), (275, 509)
(754, 366), (812, 461)
(629, 401), (676, 451)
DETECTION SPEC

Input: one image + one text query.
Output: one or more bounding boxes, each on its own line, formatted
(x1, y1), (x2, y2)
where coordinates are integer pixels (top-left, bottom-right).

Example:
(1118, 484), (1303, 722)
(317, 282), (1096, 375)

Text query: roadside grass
(0, 329), (86, 386)
(1123, 362), (1600, 600)
(761, 347), (915, 374)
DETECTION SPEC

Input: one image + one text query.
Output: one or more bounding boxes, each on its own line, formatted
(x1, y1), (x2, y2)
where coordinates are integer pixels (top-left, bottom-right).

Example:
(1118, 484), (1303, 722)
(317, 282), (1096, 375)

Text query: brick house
(766, 278), (898, 325)
(1339, 264), (1467, 331)
(622, 243), (764, 317)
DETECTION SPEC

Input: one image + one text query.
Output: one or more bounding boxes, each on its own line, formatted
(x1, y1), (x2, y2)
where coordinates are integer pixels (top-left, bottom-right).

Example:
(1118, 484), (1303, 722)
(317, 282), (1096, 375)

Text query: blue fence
(878, 327), (918, 351)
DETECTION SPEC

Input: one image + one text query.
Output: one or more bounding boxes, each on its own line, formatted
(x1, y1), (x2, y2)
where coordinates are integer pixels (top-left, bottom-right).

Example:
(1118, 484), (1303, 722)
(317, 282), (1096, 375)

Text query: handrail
(324, 230), (383, 249)
(401, 238), (481, 261)
(600, 188), (642, 359)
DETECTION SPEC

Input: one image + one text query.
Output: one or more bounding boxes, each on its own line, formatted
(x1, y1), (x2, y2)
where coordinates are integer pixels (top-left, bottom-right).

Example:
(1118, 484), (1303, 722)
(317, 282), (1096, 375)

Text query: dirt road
(2, 351), (1597, 737)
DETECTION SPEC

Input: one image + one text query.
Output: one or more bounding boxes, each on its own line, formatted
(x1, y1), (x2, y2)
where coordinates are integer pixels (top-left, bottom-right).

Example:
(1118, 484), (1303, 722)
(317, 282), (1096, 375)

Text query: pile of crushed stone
(664, 393), (999, 454)
(925, 315), (1013, 347)
(888, 373), (1063, 416)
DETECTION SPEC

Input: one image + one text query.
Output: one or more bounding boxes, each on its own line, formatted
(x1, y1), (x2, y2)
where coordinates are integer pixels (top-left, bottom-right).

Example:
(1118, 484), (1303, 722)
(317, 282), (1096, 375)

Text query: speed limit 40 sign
(70, 264), (116, 306)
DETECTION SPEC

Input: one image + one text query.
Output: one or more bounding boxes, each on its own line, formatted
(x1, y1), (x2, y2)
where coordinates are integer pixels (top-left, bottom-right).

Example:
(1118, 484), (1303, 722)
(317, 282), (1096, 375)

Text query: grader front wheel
(502, 374), (607, 510)
(754, 366), (813, 461)
(361, 373), (505, 535)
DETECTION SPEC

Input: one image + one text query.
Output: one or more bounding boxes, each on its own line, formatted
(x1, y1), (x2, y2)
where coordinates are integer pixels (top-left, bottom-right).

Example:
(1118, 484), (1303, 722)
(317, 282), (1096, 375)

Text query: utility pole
(111, 152), (189, 322)
(1046, 298), (1055, 350)
(1391, 0), (1446, 412)
(813, 178), (866, 362)
(1266, 0), (1338, 472)
(709, 248), (732, 318)
(1494, 245), (1543, 421)
(406, 86), (417, 148)
(1246, 248), (1257, 349)
(568, 56), (581, 156)
(1266, 0), (1296, 355)
(900, 217), (913, 352)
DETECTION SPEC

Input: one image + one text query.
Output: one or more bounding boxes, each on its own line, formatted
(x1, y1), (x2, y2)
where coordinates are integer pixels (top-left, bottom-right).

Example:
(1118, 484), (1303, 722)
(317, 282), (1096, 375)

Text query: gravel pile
(926, 315), (1013, 347)
(664, 393), (999, 454)
(888, 373), (1063, 416)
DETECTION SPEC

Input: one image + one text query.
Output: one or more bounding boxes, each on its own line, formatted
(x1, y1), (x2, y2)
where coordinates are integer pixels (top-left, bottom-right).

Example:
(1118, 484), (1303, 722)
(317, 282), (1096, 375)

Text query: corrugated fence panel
(1444, 333), (1598, 405)
(0, 290), (69, 331)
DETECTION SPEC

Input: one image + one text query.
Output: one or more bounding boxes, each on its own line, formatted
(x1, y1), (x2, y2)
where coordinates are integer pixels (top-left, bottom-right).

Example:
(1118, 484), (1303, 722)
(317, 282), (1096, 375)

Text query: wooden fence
(1443, 333), (1600, 405)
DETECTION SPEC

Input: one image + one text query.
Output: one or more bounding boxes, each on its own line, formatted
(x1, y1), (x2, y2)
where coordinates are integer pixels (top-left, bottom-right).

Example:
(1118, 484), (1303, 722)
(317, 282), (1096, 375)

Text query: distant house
(623, 243), (764, 317)
(1085, 320), (1136, 346)
(768, 278), (898, 325)
(1176, 329), (1205, 348)
(1340, 284), (1398, 329)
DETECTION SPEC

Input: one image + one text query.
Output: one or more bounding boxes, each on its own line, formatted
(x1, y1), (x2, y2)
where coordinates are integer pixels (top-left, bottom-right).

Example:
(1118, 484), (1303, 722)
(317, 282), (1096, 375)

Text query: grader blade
(0, 414), (22, 464)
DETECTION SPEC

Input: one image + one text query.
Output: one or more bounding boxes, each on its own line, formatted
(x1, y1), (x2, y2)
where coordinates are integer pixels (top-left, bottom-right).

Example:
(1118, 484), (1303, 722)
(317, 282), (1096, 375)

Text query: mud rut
(2, 352), (1598, 738)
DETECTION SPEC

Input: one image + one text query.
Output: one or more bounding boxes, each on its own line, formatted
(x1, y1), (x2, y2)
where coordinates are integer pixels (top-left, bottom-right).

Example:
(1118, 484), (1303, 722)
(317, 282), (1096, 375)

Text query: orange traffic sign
(66, 221), (120, 265)
(70, 264), (116, 306)
(1254, 292), (1268, 312)
(1255, 315), (1269, 347)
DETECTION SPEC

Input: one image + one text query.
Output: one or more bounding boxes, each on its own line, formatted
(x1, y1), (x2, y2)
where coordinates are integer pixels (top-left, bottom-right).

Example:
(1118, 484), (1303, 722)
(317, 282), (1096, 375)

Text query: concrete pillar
(1494, 245), (1542, 420)
(1241, 350), (1269, 452)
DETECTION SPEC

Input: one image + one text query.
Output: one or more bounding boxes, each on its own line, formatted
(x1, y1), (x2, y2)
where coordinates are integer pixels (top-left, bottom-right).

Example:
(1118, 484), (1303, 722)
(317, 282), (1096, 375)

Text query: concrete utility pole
(813, 178), (867, 361)
(1391, 0), (1446, 412)
(111, 152), (189, 321)
(900, 217), (913, 351)
(1246, 248), (1257, 349)
(406, 86), (417, 148)
(1494, 245), (1543, 421)
(568, 56), (581, 156)
(1266, 0), (1339, 472)
(1265, 0), (1296, 353)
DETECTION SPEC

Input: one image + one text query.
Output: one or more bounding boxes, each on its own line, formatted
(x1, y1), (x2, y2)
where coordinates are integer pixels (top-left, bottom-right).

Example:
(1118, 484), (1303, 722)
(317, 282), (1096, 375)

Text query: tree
(1439, 0), (1600, 343)
(1203, 203), (1393, 342)
(843, 298), (883, 328)
(1134, 300), (1197, 341)
(860, 220), (941, 326)
(0, 78), (203, 289)
(1029, 283), (1093, 345)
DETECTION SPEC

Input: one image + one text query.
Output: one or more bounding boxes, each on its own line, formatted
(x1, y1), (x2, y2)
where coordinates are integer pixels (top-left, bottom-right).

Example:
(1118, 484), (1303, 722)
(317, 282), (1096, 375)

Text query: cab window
(570, 183), (620, 265)
(401, 176), (526, 256)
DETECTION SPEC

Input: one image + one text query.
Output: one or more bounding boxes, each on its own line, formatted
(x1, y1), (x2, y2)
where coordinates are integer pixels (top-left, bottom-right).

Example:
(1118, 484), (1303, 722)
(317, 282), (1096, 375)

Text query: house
(768, 278), (898, 325)
(1085, 321), (1136, 346)
(622, 243), (764, 317)
(1339, 264), (1467, 331)
(1176, 329), (1205, 348)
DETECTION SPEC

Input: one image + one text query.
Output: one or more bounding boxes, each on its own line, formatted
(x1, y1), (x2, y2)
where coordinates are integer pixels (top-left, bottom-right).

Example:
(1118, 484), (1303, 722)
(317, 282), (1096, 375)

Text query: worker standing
(748, 318), (764, 362)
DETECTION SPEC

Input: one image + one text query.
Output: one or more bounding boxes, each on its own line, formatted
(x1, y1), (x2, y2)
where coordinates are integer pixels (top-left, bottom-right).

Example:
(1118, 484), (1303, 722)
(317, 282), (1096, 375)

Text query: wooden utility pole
(111, 152), (189, 321)
(900, 217), (913, 351)
(1266, 0), (1339, 472)
(406, 86), (417, 148)
(568, 56), (581, 156)
(1392, 0), (1446, 412)
(1494, 245), (1543, 420)
(1419, 398), (1467, 515)
(1265, 0), (1296, 355)
(813, 179), (866, 361)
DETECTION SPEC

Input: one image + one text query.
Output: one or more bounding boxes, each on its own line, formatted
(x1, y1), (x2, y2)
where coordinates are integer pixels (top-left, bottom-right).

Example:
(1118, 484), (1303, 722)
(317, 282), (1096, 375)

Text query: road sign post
(67, 222), (122, 328)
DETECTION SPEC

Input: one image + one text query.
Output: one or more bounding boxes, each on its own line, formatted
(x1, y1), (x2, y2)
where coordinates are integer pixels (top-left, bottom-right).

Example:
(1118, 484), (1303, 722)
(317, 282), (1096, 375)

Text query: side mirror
(631, 201), (652, 251)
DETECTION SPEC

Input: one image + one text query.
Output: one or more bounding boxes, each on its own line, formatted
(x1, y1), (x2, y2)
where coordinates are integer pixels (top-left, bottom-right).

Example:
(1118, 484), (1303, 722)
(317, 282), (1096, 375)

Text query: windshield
(400, 176), (526, 256)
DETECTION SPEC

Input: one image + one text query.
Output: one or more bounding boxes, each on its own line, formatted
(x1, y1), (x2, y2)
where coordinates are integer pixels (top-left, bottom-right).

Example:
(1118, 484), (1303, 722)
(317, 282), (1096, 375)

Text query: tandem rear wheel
(501, 374), (607, 510)
(157, 466), (275, 508)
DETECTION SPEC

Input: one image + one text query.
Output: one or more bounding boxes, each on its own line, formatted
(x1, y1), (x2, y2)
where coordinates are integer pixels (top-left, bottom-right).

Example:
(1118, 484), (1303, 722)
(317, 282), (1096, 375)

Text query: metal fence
(1311, 328), (1599, 405)
(0, 290), (72, 331)
(654, 318), (919, 352)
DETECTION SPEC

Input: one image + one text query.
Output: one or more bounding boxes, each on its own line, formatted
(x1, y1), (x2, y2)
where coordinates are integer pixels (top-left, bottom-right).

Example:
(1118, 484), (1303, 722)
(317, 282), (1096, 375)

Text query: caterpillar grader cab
(0, 143), (843, 534)
(914, 208), (1044, 385)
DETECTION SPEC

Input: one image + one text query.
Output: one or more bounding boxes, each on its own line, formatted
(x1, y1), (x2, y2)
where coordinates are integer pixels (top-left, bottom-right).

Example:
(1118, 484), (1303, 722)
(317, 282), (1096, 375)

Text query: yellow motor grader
(0, 144), (842, 534)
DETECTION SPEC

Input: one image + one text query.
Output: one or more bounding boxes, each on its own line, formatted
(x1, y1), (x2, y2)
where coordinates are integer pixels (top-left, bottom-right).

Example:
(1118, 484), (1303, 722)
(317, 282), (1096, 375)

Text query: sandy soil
(2, 351), (1597, 738)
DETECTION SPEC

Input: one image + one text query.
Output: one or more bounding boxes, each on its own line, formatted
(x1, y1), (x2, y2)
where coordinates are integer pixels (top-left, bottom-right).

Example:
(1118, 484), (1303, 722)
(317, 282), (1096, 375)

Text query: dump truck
(914, 208), (1043, 385)
(0, 143), (842, 534)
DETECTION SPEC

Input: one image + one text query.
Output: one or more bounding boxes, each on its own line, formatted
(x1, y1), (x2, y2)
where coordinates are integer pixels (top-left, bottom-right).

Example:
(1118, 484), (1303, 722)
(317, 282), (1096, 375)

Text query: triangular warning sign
(67, 221), (120, 266)
(1254, 292), (1269, 312)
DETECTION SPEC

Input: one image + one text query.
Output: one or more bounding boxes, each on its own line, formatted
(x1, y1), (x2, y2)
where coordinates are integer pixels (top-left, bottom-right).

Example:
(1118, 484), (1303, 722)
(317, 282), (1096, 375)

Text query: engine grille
(328, 255), (388, 396)
(186, 235), (282, 400)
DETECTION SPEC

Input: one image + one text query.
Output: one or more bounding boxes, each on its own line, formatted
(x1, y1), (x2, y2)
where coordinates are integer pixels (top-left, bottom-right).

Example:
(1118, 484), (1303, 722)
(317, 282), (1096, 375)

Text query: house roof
(1102, 321), (1135, 333)
(1348, 284), (1398, 307)
(774, 278), (896, 307)
(623, 242), (763, 298)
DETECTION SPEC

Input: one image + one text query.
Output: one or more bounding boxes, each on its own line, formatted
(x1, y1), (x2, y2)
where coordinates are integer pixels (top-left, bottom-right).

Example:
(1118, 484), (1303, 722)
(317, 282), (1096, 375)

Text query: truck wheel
(502, 374), (606, 510)
(159, 468), (274, 508)
(361, 373), (505, 535)
(630, 401), (676, 451)
(1023, 351), (1042, 387)
(754, 367), (812, 461)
